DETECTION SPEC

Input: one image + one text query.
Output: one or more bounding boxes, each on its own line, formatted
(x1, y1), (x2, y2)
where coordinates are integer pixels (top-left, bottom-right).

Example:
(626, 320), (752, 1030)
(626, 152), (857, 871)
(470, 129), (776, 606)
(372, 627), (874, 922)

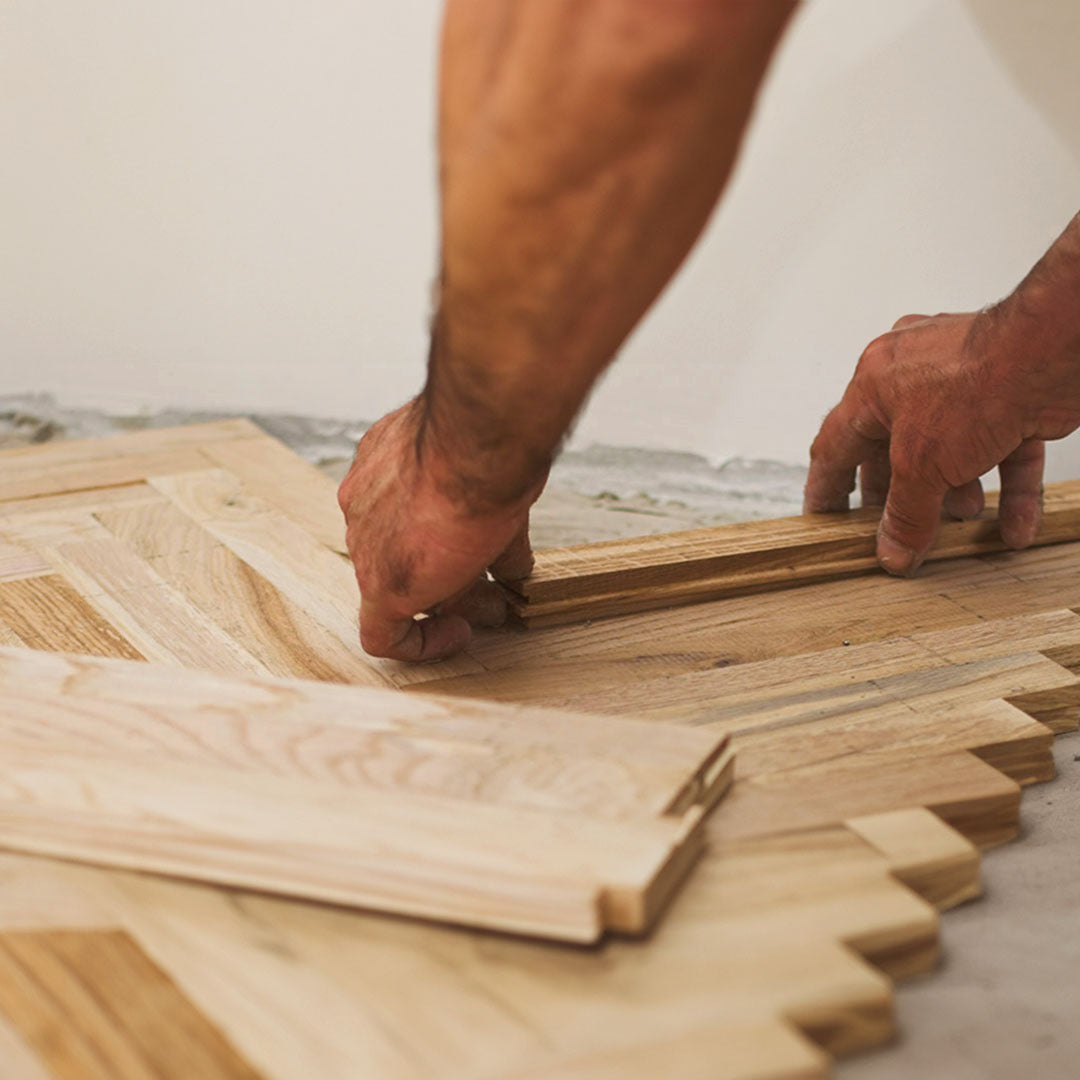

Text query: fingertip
(877, 516), (925, 578)
(1000, 500), (1042, 550)
(415, 614), (473, 660)
(438, 578), (509, 629)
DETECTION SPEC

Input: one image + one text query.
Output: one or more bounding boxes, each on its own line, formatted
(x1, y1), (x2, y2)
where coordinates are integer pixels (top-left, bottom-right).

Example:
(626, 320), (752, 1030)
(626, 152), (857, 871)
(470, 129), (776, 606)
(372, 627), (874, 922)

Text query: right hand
(804, 310), (1080, 575)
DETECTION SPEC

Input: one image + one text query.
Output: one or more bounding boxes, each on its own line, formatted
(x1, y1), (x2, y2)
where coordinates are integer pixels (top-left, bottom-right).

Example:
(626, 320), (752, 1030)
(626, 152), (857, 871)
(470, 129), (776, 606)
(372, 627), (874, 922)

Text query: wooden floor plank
(847, 809), (981, 911)
(0, 647), (731, 822)
(494, 1018), (829, 1080)
(0, 575), (145, 660)
(512, 483), (1080, 625)
(716, 750), (1021, 849)
(94, 499), (389, 687)
(0, 929), (263, 1080)
(200, 435), (349, 554)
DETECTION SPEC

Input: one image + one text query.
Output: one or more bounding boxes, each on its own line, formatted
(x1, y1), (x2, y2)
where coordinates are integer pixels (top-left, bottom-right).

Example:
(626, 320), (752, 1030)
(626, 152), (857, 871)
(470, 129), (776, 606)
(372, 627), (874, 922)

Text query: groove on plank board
(509, 481), (1080, 625)
(0, 929), (263, 1080)
(0, 575), (144, 660)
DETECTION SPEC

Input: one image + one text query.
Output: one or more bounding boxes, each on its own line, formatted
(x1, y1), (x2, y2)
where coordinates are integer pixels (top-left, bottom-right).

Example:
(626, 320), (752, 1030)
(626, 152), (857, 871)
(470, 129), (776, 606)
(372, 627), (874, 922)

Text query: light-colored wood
(0, 740), (704, 941)
(717, 749), (1021, 849)
(3, 421), (1080, 1079)
(496, 1019), (829, 1080)
(0, 646), (732, 818)
(0, 575), (145, 660)
(94, 499), (387, 685)
(848, 808), (981, 911)
(511, 483), (1080, 625)
(0, 646), (728, 942)
(0, 929), (263, 1080)
(200, 434), (350, 554)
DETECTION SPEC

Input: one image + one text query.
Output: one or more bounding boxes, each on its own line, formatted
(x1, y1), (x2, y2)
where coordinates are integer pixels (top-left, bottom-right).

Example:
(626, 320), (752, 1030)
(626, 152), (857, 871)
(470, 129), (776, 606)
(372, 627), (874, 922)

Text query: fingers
(359, 599), (472, 662)
(998, 438), (1044, 549)
(943, 478), (985, 520)
(490, 519), (534, 583)
(437, 577), (508, 628)
(877, 467), (948, 577)
(804, 400), (888, 513)
(858, 442), (891, 508)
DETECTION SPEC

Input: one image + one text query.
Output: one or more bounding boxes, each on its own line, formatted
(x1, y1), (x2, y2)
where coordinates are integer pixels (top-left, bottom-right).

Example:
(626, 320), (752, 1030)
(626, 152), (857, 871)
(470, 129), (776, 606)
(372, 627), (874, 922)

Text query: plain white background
(4, 0), (1079, 474)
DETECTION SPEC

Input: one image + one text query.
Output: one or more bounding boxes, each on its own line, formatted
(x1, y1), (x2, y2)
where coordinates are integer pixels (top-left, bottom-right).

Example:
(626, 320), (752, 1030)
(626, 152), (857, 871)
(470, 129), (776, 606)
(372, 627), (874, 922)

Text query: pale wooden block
(200, 434), (349, 555)
(0, 542), (50, 583)
(0, 735), (708, 940)
(848, 808), (982, 911)
(37, 536), (268, 676)
(495, 1019), (828, 1080)
(0, 1012), (53, 1080)
(149, 468), (501, 686)
(0, 482), (166, 520)
(94, 499), (391, 687)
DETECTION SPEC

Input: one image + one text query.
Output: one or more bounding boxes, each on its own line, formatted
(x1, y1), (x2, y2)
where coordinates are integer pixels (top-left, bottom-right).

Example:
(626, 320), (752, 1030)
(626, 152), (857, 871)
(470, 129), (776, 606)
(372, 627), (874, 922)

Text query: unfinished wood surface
(0, 647), (728, 942)
(2, 422), (1080, 1080)
(0, 929), (262, 1080)
(510, 482), (1080, 625)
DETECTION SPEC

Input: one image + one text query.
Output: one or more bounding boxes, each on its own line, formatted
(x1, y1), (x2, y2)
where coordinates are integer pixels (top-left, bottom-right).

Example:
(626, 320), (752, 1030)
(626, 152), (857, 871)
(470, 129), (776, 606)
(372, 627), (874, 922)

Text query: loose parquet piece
(0, 646), (733, 819)
(509, 482), (1080, 625)
(0, 929), (262, 1080)
(0, 647), (728, 942)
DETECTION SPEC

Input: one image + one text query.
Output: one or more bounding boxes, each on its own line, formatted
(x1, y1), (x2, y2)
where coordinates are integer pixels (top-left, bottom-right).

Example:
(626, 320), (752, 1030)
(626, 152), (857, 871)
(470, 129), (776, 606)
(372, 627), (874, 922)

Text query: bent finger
(490, 519), (535, 583)
(998, 438), (1044, 549)
(359, 598), (471, 661)
(877, 467), (948, 577)
(437, 576), (509, 629)
(943, 478), (985, 520)
(805, 401), (888, 512)
(858, 442), (892, 508)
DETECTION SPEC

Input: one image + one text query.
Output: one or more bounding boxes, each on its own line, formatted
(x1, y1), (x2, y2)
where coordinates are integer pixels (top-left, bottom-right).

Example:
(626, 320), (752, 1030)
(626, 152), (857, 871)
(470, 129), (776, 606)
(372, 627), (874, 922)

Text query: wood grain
(510, 482), (1080, 625)
(0, 929), (262, 1080)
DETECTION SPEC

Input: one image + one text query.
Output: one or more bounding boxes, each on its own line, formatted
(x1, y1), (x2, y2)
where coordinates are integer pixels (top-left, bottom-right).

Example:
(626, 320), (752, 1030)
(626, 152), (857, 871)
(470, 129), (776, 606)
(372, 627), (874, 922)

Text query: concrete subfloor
(2, 395), (1078, 1078)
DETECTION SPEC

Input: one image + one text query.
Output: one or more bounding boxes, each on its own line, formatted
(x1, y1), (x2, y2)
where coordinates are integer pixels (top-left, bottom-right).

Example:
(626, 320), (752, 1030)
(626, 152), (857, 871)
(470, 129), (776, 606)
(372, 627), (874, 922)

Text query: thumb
(877, 467), (947, 577)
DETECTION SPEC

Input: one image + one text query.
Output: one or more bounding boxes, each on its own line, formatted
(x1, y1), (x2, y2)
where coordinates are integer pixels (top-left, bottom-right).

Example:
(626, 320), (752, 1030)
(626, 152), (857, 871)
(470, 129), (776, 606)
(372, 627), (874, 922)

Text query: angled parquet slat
(0, 929), (262, 1080)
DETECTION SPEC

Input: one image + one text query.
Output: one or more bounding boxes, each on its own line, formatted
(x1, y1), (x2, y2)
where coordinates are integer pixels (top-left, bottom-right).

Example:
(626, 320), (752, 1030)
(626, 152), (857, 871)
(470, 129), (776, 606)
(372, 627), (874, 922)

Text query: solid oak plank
(512, 483), (1080, 625)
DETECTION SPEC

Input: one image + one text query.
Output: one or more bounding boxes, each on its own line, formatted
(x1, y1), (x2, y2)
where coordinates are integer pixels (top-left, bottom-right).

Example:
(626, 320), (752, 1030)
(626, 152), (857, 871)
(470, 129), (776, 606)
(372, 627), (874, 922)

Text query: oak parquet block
(511, 483), (1080, 626)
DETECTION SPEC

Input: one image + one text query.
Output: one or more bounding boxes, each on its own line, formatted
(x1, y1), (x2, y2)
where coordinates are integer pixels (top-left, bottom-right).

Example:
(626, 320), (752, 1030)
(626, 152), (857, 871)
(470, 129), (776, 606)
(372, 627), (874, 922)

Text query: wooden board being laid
(2, 421), (1080, 1079)
(507, 482), (1080, 625)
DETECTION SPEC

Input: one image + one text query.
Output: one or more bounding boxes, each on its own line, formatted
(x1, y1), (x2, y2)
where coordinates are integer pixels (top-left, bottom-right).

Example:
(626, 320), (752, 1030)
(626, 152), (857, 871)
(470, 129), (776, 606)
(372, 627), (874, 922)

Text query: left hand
(338, 399), (542, 661)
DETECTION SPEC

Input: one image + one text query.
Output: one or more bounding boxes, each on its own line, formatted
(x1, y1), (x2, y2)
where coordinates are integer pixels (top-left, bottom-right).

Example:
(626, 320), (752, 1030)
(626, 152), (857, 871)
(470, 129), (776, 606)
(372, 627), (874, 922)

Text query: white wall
(4, 1), (1080, 476)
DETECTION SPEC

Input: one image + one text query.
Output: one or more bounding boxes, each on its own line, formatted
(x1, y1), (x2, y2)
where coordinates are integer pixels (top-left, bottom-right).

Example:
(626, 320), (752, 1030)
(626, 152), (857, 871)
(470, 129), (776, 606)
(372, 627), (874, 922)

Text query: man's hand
(805, 311), (1054, 574)
(338, 399), (541, 661)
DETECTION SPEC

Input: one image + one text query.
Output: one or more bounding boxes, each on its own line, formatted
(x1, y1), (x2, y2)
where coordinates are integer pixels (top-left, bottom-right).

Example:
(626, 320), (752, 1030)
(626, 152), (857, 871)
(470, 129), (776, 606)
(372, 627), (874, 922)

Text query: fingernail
(877, 531), (922, 577)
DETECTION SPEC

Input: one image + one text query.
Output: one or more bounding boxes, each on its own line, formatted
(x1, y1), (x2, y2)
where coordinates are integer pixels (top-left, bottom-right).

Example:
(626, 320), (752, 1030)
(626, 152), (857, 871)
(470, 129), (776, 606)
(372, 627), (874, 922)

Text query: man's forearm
(419, 0), (796, 509)
(981, 211), (1080, 437)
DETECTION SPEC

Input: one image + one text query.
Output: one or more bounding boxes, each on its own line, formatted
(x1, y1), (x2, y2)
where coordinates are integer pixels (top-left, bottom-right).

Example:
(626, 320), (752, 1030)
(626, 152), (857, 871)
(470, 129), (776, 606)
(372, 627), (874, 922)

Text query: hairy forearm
(980, 211), (1080, 436)
(419, 0), (796, 508)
